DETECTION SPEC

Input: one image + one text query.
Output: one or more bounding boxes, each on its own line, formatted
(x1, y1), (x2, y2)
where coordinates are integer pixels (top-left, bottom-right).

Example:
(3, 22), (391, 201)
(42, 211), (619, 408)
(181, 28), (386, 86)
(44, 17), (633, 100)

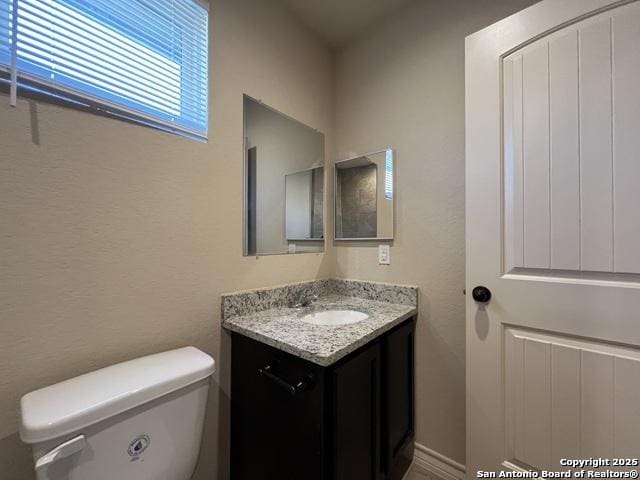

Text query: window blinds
(385, 149), (393, 199)
(2, 0), (209, 139)
(0, 1), (10, 73)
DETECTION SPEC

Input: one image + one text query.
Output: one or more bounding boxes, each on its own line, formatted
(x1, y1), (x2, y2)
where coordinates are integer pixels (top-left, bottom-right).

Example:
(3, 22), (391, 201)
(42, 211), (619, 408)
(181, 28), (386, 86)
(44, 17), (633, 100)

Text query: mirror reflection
(285, 167), (324, 242)
(244, 96), (325, 256)
(334, 149), (394, 240)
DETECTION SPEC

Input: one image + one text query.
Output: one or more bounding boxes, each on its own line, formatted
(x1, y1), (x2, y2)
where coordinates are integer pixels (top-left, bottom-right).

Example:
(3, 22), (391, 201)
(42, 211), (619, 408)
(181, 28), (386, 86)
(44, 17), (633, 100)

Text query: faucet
(292, 292), (318, 309)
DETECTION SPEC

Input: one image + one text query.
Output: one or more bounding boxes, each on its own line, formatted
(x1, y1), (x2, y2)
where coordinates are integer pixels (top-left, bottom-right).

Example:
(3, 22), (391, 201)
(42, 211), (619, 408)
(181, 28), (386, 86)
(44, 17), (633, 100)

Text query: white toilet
(20, 347), (215, 480)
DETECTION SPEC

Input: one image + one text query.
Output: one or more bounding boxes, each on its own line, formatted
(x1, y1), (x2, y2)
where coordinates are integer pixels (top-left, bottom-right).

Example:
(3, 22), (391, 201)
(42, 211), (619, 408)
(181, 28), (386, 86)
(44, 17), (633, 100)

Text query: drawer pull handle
(258, 364), (314, 396)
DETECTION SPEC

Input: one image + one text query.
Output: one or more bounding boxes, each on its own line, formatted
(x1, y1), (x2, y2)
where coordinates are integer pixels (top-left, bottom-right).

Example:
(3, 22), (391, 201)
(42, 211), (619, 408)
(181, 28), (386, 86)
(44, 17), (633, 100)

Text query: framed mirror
(334, 149), (394, 240)
(243, 95), (325, 256)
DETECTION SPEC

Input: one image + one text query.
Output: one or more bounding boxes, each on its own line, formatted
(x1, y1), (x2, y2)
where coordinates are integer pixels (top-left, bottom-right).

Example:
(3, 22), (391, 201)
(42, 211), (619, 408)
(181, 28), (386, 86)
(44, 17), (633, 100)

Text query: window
(385, 148), (393, 199)
(0, 0), (209, 140)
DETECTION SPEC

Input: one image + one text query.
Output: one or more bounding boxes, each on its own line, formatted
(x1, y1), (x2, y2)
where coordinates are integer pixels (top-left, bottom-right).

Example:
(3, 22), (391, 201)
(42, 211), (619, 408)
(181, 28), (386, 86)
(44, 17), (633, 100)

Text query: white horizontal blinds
(12, 0), (208, 138)
(384, 149), (393, 199)
(0, 0), (10, 71)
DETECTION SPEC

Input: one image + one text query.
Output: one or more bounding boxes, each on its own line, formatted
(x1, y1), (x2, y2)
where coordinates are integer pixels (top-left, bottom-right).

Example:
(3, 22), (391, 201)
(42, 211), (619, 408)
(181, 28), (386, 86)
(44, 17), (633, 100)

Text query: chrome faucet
(292, 292), (318, 309)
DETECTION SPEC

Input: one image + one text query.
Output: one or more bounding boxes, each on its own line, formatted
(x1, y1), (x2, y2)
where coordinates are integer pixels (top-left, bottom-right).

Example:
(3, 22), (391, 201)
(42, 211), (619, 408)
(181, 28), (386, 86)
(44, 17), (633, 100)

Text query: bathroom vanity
(222, 279), (417, 480)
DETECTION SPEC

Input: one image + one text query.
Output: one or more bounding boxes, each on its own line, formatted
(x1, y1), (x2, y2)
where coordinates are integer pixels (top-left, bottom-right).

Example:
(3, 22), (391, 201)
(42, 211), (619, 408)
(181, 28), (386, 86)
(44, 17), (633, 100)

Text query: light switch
(378, 244), (390, 265)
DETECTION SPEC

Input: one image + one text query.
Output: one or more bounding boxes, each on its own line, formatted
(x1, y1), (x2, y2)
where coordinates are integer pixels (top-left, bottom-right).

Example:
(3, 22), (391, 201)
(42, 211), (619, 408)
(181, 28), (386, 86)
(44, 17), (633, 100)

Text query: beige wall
(0, 0), (334, 478)
(333, 0), (539, 464)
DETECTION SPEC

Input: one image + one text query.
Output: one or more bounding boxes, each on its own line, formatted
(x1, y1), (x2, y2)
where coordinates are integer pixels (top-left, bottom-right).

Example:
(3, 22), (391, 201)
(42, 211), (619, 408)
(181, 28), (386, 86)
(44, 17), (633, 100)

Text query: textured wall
(0, 0), (334, 478)
(336, 164), (378, 238)
(333, 0), (540, 464)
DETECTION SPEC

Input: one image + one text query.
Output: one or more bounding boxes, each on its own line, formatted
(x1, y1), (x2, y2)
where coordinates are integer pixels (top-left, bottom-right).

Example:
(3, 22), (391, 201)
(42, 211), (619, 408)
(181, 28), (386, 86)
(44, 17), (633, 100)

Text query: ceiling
(280, 0), (414, 49)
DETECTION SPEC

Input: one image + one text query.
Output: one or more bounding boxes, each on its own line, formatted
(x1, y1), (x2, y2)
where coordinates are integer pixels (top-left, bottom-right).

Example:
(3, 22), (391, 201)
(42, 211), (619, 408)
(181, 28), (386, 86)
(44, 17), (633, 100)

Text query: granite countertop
(222, 279), (418, 366)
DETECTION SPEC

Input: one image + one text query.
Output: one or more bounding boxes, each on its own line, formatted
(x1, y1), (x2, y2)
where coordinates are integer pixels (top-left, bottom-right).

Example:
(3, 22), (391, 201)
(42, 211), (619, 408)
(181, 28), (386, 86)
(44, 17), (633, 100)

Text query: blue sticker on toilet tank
(128, 434), (150, 458)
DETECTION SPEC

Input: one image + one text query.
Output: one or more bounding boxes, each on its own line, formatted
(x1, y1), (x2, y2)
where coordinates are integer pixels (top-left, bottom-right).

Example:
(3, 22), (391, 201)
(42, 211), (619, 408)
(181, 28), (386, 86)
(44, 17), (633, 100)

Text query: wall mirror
(334, 149), (394, 240)
(243, 95), (325, 256)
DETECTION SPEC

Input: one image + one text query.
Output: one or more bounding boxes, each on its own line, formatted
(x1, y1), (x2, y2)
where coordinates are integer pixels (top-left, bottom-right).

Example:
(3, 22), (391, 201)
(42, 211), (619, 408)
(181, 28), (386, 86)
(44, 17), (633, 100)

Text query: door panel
(549, 31), (580, 270)
(579, 19), (613, 272)
(522, 43), (551, 269)
(466, 0), (640, 475)
(522, 339), (551, 469)
(505, 328), (640, 469)
(614, 358), (640, 457)
(550, 344), (581, 465)
(613, 9), (640, 272)
(502, 3), (640, 275)
(503, 55), (524, 272)
(581, 351), (614, 458)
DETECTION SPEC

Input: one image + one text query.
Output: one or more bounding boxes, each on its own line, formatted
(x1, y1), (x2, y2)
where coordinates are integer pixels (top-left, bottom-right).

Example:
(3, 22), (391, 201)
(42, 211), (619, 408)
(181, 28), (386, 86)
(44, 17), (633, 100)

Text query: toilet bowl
(20, 347), (215, 480)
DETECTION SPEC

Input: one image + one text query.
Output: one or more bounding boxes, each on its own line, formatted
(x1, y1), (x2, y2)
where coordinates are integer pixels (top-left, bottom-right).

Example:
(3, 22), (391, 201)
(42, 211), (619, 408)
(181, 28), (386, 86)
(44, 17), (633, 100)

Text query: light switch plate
(378, 244), (390, 265)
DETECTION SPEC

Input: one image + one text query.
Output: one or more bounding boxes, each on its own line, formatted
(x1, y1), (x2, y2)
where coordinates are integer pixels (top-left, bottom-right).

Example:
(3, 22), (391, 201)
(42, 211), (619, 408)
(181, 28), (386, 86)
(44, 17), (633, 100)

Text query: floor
(404, 465), (440, 480)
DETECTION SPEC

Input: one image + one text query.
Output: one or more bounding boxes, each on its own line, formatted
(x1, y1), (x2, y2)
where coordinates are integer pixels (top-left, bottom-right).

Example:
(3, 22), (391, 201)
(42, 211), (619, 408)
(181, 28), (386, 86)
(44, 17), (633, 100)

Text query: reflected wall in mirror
(285, 167), (324, 241)
(334, 149), (394, 240)
(244, 95), (325, 256)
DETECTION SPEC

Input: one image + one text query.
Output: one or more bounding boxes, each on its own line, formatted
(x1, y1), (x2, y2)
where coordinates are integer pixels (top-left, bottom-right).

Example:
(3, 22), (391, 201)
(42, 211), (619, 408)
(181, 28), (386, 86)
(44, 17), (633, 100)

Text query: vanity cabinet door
(330, 341), (381, 480)
(381, 318), (415, 479)
(231, 333), (325, 480)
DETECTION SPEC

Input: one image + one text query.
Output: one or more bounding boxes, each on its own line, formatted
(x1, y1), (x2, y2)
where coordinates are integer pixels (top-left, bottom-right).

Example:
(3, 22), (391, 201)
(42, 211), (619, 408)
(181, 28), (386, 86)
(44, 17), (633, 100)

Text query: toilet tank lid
(20, 346), (215, 444)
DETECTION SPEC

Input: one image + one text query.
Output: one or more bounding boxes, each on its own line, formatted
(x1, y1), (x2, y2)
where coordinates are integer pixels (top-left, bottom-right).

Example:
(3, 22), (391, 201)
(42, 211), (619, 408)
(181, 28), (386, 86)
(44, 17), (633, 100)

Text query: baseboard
(410, 442), (466, 480)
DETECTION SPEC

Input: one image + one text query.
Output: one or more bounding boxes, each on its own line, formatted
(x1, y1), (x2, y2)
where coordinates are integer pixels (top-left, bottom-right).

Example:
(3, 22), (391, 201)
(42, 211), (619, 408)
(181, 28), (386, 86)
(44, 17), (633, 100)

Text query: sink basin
(299, 310), (369, 326)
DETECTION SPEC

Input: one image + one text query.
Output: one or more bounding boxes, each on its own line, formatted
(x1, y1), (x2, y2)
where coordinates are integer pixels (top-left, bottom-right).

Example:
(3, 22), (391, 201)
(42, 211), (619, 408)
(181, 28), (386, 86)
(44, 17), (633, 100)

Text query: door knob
(472, 286), (491, 303)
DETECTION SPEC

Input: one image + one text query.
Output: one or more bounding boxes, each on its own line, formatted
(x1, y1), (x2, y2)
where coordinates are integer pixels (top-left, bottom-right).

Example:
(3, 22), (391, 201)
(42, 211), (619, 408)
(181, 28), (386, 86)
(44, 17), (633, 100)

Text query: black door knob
(472, 286), (491, 303)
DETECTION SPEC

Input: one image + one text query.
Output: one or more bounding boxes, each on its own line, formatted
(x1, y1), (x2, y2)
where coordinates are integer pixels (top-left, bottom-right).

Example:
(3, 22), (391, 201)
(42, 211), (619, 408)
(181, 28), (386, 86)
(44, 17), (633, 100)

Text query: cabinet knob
(472, 286), (491, 303)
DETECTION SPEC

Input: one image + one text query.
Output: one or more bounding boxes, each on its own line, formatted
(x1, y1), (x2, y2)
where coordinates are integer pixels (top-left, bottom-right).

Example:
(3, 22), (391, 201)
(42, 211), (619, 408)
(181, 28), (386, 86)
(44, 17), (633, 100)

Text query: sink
(299, 310), (369, 326)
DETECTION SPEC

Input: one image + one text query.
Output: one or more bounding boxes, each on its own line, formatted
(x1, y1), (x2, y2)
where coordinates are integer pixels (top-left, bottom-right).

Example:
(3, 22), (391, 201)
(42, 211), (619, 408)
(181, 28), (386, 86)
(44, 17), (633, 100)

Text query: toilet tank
(20, 347), (215, 480)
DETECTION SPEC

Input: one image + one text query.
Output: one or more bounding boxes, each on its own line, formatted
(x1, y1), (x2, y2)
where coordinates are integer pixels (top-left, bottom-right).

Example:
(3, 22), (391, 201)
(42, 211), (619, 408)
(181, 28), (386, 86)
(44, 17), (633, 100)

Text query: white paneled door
(466, 0), (640, 476)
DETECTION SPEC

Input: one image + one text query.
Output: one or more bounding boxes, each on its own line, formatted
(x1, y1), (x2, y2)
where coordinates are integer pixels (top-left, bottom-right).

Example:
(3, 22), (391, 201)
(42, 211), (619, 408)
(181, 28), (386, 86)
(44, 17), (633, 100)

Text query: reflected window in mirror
(385, 149), (394, 200)
(243, 96), (325, 256)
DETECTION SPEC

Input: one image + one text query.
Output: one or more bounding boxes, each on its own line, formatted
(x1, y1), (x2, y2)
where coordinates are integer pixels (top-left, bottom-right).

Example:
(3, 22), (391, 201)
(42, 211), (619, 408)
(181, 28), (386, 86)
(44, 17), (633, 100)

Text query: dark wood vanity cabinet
(331, 341), (381, 480)
(230, 316), (416, 480)
(381, 319), (415, 479)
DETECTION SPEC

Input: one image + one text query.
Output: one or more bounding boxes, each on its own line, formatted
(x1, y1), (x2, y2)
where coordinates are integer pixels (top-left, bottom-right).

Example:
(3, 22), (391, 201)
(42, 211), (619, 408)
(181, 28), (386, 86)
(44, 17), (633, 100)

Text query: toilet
(20, 347), (215, 480)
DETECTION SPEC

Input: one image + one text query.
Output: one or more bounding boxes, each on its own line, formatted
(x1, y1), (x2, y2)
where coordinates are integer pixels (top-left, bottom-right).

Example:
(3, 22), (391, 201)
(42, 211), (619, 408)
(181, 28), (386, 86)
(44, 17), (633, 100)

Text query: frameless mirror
(244, 95), (325, 256)
(334, 149), (394, 240)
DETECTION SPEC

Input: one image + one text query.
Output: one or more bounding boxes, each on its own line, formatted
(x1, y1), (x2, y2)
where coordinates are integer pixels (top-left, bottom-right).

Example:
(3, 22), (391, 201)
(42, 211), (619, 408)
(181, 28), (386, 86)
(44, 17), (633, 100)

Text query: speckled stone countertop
(221, 279), (418, 366)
